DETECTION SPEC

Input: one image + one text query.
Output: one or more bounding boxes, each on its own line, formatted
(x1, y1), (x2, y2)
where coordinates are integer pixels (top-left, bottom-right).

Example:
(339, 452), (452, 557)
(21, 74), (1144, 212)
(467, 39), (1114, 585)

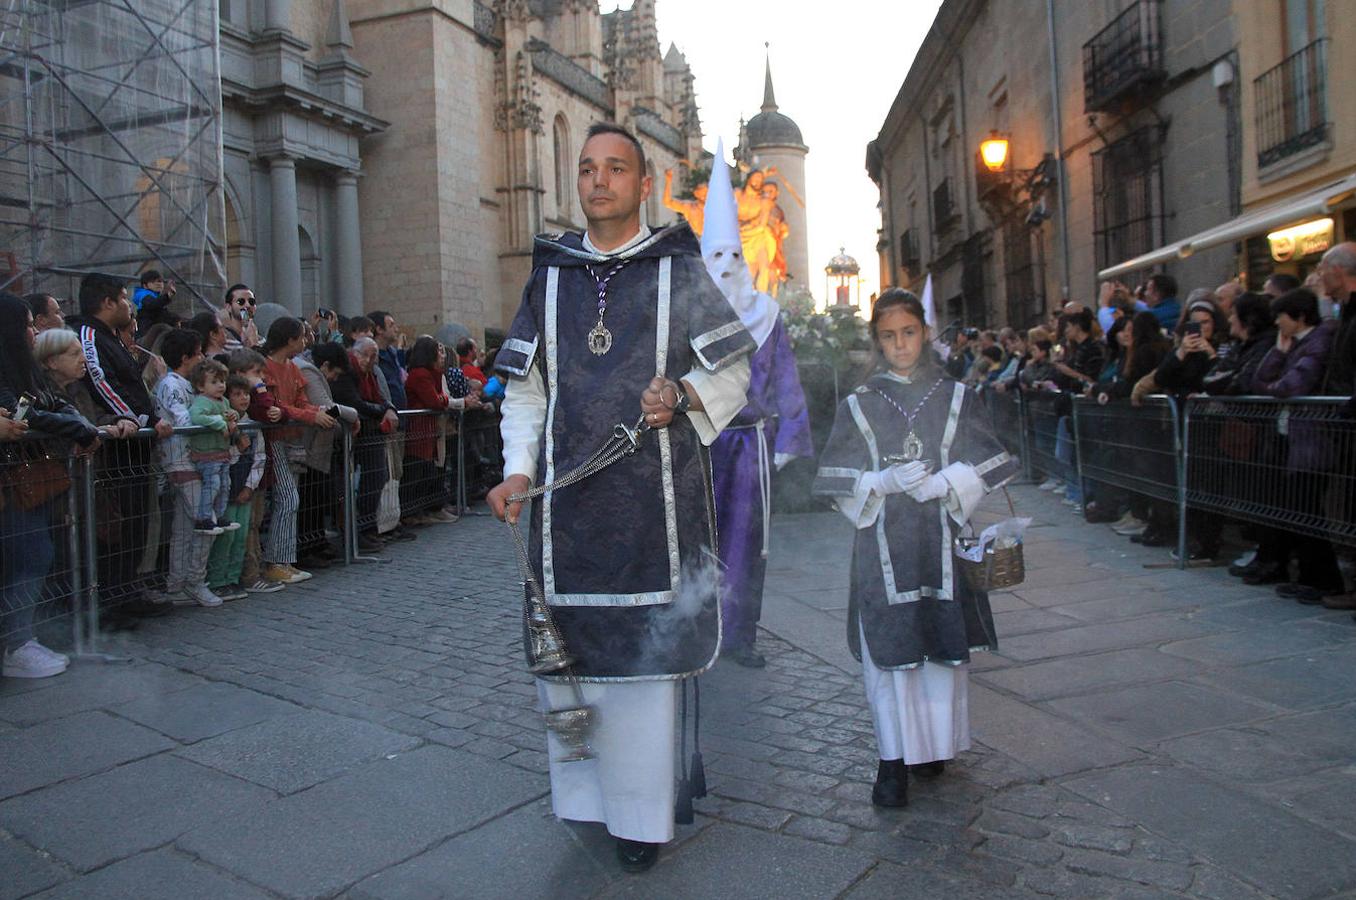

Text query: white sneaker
(3, 640), (69, 678)
(244, 579), (285, 594)
(186, 585), (224, 608)
(1038, 478), (1059, 491)
(1112, 517), (1148, 535)
(1233, 549), (1257, 568)
(1052, 484), (1068, 495)
(1110, 511), (1138, 529)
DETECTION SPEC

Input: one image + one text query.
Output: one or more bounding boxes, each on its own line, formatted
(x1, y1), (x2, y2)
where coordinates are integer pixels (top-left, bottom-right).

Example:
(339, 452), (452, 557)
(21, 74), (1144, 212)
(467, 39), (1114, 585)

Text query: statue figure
(662, 166), (708, 236)
(736, 167), (780, 295)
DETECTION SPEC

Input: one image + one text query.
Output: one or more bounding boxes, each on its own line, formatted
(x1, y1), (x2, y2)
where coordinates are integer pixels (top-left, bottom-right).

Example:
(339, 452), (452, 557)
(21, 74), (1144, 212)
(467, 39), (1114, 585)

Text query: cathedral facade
(219, 0), (703, 337)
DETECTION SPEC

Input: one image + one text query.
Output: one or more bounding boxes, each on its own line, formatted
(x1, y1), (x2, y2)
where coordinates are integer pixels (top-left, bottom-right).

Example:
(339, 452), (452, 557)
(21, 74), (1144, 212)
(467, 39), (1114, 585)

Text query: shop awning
(1097, 172), (1356, 280)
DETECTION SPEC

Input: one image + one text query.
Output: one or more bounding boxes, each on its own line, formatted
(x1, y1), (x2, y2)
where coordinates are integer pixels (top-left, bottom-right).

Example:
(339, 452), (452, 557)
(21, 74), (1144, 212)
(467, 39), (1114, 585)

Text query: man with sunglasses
(220, 284), (260, 352)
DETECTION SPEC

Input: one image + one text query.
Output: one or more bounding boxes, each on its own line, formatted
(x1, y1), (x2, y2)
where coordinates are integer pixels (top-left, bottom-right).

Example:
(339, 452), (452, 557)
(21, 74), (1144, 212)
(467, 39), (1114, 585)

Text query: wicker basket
(954, 488), (1025, 592)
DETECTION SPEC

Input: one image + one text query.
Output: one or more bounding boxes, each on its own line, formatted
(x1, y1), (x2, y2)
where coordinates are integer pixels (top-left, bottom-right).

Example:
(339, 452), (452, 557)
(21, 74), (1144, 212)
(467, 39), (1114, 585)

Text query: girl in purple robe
(813, 289), (1018, 808)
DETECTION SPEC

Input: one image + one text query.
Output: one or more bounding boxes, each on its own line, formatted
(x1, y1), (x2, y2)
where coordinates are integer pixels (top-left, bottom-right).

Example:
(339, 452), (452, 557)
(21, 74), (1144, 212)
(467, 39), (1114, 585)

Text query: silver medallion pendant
(587, 320), (613, 356)
(901, 429), (924, 462)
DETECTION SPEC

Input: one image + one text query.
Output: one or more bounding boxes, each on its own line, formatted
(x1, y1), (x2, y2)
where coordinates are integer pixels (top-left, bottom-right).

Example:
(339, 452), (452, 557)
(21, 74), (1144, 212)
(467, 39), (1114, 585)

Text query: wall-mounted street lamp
(979, 132), (1010, 173)
(975, 131), (1056, 224)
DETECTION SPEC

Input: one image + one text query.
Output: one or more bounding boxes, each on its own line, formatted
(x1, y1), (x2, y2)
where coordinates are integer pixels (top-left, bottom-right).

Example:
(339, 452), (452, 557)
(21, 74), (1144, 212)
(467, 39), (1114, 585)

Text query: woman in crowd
(0, 292), (100, 679)
(1204, 292), (1277, 396)
(331, 336), (397, 552)
(189, 311), (230, 364)
(402, 336), (480, 525)
(294, 341), (358, 569)
(260, 317), (336, 583)
(1243, 288), (1341, 599)
(812, 288), (1019, 808)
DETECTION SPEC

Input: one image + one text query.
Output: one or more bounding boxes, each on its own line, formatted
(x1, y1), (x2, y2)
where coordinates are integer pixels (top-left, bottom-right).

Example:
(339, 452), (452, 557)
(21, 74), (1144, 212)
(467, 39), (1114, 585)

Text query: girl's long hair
(0, 291), (44, 396)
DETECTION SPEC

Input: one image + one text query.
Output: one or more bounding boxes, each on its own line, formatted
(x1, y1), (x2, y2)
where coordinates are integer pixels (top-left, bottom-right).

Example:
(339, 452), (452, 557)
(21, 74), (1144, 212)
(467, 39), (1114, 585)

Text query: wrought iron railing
(1255, 39), (1328, 169)
(526, 38), (611, 112)
(1082, 0), (1165, 113)
(1092, 127), (1163, 273)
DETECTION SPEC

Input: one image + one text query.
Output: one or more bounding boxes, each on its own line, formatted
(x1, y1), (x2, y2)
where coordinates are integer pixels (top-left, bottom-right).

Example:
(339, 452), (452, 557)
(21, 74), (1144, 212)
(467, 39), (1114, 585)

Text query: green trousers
(206, 501), (253, 590)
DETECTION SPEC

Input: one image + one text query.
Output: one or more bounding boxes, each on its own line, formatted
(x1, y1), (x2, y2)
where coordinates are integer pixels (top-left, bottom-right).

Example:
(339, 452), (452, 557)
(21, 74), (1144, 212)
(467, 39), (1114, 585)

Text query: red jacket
(404, 366), (449, 460)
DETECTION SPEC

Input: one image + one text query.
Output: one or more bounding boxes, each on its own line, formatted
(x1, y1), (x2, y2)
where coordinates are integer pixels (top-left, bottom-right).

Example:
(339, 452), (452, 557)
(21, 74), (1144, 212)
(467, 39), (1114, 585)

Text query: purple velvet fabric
(711, 318), (813, 648)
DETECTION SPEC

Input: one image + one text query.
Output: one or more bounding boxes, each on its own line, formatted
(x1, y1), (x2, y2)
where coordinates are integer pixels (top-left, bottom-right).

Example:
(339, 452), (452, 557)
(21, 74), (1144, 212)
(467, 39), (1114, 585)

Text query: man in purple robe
(702, 143), (813, 667)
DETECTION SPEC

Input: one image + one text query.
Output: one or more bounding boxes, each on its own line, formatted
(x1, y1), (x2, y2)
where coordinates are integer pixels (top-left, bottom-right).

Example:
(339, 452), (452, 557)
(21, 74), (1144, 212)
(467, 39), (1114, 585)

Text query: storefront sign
(1268, 218), (1334, 262)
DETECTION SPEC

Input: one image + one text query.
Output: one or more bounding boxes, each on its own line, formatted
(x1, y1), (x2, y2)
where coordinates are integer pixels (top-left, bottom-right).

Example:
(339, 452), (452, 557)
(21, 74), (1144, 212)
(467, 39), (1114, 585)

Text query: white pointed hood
(701, 139), (778, 348)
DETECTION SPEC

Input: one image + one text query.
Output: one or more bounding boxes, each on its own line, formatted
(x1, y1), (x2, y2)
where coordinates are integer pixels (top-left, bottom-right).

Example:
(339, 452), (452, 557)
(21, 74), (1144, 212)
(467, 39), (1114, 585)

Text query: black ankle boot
(871, 759), (908, 807)
(909, 760), (946, 778)
(615, 838), (660, 873)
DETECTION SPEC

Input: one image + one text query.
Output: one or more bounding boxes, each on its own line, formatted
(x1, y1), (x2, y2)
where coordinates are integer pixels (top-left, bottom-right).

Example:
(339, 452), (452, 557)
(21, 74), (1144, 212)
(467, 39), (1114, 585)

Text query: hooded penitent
(701, 140), (779, 349)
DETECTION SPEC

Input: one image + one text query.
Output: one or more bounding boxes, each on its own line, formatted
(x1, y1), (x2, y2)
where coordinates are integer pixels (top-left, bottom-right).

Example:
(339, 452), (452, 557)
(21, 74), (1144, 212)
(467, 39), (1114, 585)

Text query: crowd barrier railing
(1019, 390), (1077, 487)
(1, 408), (488, 655)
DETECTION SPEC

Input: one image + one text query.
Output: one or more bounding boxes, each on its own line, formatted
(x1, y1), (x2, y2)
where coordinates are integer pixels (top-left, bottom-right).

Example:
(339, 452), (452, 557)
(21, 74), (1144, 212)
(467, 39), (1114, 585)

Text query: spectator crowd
(1, 275), (500, 680)
(941, 243), (1356, 617)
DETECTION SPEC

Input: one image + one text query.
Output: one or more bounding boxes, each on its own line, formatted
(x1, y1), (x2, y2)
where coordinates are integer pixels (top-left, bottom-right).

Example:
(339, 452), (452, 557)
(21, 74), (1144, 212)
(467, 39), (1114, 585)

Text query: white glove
(878, 461), (930, 495)
(904, 472), (949, 504)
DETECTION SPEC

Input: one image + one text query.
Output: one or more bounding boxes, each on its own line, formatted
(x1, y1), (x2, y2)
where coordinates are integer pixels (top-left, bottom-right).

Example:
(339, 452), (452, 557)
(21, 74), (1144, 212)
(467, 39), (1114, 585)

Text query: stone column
(264, 0), (291, 31)
(268, 155), (303, 314)
(334, 170), (364, 318)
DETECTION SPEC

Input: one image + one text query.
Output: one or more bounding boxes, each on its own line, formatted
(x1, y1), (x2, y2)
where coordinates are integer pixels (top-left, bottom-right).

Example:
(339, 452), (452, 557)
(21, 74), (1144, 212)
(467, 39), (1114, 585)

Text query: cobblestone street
(3, 485), (1356, 899)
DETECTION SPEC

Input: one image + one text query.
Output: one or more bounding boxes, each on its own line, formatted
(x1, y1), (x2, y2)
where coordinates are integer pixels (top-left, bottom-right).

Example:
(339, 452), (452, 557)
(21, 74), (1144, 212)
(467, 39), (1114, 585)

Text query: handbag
(953, 488), (1026, 591)
(2, 452), (71, 511)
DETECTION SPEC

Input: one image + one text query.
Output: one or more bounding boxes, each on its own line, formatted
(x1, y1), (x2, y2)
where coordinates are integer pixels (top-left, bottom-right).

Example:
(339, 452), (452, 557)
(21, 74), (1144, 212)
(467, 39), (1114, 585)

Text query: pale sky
(650, 0), (944, 307)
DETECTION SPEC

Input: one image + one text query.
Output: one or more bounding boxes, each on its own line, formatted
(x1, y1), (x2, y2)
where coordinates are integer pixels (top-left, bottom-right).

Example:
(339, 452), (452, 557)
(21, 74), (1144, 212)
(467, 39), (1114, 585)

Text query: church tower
(740, 56), (809, 289)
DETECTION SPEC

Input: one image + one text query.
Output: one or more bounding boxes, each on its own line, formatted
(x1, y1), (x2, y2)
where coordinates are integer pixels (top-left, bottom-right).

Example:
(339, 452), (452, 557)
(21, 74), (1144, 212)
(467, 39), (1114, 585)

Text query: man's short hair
(1264, 272), (1302, 293)
(78, 273), (126, 317)
(140, 270), (162, 286)
(1067, 309), (1094, 333)
(584, 122), (646, 174)
(227, 348), (267, 373)
(367, 310), (393, 332)
(311, 341), (349, 371)
(1322, 244), (1356, 276)
(160, 328), (202, 371)
(1271, 288), (1322, 326)
(226, 373), (253, 397)
(24, 293), (55, 319)
(1148, 273), (1178, 299)
(345, 314), (374, 337)
(455, 337), (476, 359)
(189, 357), (228, 390)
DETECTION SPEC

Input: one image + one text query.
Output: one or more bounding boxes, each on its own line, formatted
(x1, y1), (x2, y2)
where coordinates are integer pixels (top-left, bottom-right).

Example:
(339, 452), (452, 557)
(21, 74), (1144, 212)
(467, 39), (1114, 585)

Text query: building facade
(220, 0), (703, 337)
(868, 0), (1251, 329)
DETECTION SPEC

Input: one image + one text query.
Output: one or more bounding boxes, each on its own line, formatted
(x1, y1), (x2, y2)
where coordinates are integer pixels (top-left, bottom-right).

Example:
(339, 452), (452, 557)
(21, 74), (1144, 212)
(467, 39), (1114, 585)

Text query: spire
(325, 0), (353, 50)
(761, 43), (776, 112)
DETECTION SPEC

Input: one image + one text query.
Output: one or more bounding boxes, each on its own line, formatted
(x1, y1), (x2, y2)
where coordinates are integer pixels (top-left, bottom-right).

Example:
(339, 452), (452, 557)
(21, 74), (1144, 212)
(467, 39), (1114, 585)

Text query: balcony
(932, 178), (957, 232)
(1082, 0), (1165, 113)
(1255, 39), (1328, 171)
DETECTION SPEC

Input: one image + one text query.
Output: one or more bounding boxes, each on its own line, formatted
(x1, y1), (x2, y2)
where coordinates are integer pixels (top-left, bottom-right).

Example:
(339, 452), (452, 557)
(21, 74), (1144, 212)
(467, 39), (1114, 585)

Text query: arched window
(553, 115), (571, 218)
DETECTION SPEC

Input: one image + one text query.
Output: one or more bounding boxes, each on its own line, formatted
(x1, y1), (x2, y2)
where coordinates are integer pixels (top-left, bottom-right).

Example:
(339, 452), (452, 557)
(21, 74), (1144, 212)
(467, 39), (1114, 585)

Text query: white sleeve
(938, 461), (985, 525)
(833, 471), (886, 529)
(500, 366), (547, 482)
(682, 355), (751, 445)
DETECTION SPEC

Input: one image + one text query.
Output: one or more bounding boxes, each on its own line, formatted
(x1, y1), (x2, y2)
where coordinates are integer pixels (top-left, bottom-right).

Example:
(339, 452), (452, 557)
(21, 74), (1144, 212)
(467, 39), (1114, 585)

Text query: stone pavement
(2, 486), (1355, 899)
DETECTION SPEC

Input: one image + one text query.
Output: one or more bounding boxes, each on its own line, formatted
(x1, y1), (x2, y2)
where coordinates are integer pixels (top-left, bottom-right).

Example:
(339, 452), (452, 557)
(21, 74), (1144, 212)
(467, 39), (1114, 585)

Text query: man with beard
(701, 142), (812, 667)
(488, 123), (753, 873)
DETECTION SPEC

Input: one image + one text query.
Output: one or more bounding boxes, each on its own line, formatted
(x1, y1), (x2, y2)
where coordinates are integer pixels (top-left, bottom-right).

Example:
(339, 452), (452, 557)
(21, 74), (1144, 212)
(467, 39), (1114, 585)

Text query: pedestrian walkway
(1, 486), (1354, 899)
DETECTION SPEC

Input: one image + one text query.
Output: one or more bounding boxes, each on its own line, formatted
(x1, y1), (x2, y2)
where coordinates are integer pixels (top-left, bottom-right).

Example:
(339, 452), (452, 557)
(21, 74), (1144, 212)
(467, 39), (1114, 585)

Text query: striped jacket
(67, 315), (160, 429)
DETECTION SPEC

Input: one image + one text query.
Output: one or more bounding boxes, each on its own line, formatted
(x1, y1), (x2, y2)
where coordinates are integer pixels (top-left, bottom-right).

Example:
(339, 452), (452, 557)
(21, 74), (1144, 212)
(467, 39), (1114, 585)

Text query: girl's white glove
(878, 461), (930, 495)
(905, 472), (949, 504)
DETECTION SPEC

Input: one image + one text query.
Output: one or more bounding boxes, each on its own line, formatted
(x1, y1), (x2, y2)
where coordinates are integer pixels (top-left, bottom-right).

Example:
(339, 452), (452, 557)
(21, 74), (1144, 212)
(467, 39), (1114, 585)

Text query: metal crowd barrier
(983, 387), (1026, 462)
(2, 409), (489, 656)
(1019, 390), (1077, 486)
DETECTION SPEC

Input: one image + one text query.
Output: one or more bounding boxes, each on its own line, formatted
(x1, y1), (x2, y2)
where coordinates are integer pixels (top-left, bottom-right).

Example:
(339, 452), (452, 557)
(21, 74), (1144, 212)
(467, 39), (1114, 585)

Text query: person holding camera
(220, 284), (260, 352)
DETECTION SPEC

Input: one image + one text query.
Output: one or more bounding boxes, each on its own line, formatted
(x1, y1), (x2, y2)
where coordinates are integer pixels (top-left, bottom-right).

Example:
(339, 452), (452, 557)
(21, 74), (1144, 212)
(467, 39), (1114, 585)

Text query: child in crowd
(227, 349), (285, 594)
(812, 289), (1019, 809)
(187, 359), (242, 535)
(206, 375), (266, 600)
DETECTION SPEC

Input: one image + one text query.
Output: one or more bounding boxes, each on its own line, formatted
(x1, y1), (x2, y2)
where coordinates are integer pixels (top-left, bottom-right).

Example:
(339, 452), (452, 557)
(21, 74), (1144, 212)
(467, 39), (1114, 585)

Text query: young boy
(153, 328), (223, 608)
(206, 375), (266, 600)
(187, 359), (243, 534)
(228, 350), (286, 594)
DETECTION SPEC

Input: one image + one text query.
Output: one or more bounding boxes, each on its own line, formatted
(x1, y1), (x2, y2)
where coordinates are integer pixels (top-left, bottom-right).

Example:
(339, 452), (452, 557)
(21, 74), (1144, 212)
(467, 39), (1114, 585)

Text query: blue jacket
(1149, 297), (1180, 331)
(377, 346), (407, 409)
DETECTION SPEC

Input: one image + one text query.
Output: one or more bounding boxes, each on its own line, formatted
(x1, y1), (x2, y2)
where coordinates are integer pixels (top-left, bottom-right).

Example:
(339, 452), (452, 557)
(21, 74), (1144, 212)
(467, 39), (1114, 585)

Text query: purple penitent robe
(711, 317), (813, 649)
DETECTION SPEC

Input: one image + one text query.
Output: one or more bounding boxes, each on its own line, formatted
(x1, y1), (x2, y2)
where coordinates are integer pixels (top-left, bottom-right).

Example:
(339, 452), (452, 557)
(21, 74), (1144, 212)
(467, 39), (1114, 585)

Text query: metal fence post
(81, 453), (101, 653)
(67, 455), (87, 656)
(1018, 390), (1033, 483)
(1072, 397), (1086, 514)
(1173, 396), (1188, 570)
(456, 409), (468, 516)
(341, 425), (355, 566)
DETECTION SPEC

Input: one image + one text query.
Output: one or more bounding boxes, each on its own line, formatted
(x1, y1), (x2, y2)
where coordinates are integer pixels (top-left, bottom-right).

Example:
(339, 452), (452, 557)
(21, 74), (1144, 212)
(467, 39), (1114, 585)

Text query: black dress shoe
(615, 838), (660, 873)
(1133, 529), (1171, 548)
(1083, 503), (1119, 524)
(727, 645), (767, 668)
(1243, 564), (1285, 586)
(871, 759), (908, 808)
(909, 760), (946, 778)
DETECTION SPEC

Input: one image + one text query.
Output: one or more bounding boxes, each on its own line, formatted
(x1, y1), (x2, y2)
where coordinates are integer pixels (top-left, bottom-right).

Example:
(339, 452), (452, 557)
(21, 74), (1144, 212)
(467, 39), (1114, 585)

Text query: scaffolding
(0, 0), (224, 310)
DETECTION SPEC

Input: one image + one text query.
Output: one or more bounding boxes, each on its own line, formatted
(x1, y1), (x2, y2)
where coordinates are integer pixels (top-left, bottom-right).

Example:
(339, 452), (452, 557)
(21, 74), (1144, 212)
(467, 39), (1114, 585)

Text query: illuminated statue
(662, 166), (708, 236)
(736, 167), (780, 295)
